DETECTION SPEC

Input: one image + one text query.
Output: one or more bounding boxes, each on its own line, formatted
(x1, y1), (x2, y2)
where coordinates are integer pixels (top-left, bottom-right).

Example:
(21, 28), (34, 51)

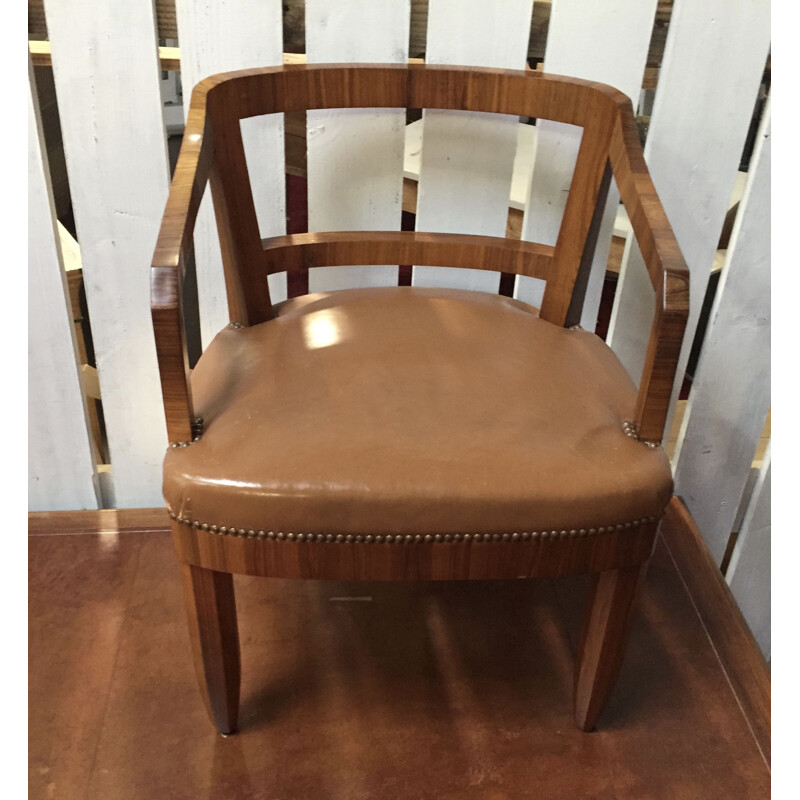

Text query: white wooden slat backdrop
(306, 0), (409, 293)
(175, 0), (287, 346)
(412, 0), (535, 292)
(727, 446), (771, 659)
(44, 0), (170, 508)
(673, 100), (771, 564)
(516, 0), (658, 327)
(28, 0), (772, 658)
(607, 0), (771, 432)
(28, 56), (99, 512)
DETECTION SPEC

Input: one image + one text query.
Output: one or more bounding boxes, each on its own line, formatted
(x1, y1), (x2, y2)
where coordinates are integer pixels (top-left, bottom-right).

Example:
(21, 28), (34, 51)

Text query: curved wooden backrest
(194, 64), (623, 327)
(154, 64), (688, 446)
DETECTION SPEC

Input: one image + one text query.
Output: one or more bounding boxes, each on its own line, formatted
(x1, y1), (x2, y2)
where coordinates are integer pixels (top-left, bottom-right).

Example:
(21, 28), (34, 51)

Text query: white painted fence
(28, 0), (770, 657)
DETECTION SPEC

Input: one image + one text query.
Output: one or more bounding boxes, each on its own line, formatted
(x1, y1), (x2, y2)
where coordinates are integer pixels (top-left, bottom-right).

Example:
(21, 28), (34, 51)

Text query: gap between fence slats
(607, 0), (770, 433)
(673, 100), (771, 565)
(28, 55), (99, 512)
(726, 446), (771, 660)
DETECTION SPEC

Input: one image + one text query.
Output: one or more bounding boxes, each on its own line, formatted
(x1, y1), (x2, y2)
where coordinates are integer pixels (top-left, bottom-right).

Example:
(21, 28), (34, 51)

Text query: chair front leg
(573, 562), (647, 731)
(180, 562), (241, 734)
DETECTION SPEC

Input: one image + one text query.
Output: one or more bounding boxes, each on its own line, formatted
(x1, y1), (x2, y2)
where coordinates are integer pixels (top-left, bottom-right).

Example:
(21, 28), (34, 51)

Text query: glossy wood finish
(574, 563), (647, 731)
(181, 564), (241, 734)
(539, 122), (612, 325)
(151, 63), (688, 447)
(564, 161), (613, 328)
(262, 230), (554, 281)
(172, 521), (659, 583)
(150, 93), (212, 442)
(149, 64), (691, 733)
(608, 109), (690, 442)
(30, 524), (770, 799)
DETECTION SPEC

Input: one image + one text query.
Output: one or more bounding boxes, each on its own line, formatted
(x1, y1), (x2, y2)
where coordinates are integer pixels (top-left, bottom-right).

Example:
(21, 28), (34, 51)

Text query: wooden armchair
(150, 64), (689, 735)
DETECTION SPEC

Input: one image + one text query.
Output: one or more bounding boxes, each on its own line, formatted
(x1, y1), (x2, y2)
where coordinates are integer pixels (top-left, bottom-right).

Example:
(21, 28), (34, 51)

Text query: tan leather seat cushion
(164, 287), (672, 535)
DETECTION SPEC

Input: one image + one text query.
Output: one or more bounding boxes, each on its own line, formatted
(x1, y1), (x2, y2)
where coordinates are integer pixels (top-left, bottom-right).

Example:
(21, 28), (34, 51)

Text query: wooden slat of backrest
(607, 0), (770, 424)
(203, 64), (627, 324)
(516, 0), (658, 325)
(28, 56), (99, 512)
(206, 125), (269, 325)
(726, 445), (771, 659)
(673, 100), (771, 564)
(46, 0), (169, 508)
(175, 0), (285, 345)
(306, 0), (409, 293)
(413, 0), (535, 293)
(538, 108), (615, 325)
(261, 231), (554, 279)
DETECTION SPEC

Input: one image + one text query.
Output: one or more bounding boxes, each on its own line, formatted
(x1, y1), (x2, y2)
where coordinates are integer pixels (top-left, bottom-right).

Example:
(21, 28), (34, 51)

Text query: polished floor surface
(29, 529), (769, 799)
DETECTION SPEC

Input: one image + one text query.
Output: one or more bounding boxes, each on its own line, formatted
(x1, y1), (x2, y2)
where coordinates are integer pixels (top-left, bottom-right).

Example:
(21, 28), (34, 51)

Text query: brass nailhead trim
(621, 420), (660, 449)
(173, 417), (660, 451)
(169, 417), (205, 449)
(167, 511), (661, 542)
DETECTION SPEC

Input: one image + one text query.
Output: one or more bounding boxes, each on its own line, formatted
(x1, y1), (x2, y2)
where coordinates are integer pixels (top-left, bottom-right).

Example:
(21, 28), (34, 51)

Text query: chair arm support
(150, 90), (213, 443)
(609, 104), (690, 444)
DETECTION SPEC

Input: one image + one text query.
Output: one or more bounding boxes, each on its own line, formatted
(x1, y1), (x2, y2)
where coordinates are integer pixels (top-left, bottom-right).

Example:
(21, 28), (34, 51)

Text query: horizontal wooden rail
(28, 41), (423, 72)
(28, 0), (673, 75)
(30, 38), (659, 88)
(260, 231), (555, 281)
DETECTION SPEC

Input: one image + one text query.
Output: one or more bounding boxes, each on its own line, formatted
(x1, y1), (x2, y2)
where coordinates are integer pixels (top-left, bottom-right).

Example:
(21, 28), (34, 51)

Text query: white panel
(413, 0), (535, 292)
(607, 0), (771, 424)
(306, 0), (409, 293)
(46, 0), (170, 507)
(727, 447), (771, 659)
(516, 0), (658, 325)
(175, 0), (286, 343)
(673, 101), (771, 563)
(28, 58), (99, 511)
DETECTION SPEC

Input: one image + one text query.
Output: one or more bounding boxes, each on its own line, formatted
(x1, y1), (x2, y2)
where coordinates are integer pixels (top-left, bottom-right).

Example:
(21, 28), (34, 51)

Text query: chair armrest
(608, 101), (690, 445)
(150, 91), (213, 443)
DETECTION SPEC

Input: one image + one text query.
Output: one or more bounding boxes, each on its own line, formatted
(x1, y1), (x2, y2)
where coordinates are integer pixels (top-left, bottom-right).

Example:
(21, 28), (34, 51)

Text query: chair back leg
(573, 563), (647, 731)
(181, 562), (241, 734)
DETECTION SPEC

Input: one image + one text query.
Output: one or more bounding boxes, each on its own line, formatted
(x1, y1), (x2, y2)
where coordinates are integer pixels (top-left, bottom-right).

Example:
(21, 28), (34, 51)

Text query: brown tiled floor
(30, 530), (769, 799)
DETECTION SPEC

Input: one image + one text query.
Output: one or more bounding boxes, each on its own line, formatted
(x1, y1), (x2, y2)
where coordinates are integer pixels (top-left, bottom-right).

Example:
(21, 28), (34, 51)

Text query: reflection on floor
(29, 528), (769, 800)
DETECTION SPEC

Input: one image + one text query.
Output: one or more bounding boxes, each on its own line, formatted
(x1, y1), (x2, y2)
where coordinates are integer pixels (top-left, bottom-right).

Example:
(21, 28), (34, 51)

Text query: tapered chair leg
(181, 563), (241, 734)
(573, 563), (647, 732)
